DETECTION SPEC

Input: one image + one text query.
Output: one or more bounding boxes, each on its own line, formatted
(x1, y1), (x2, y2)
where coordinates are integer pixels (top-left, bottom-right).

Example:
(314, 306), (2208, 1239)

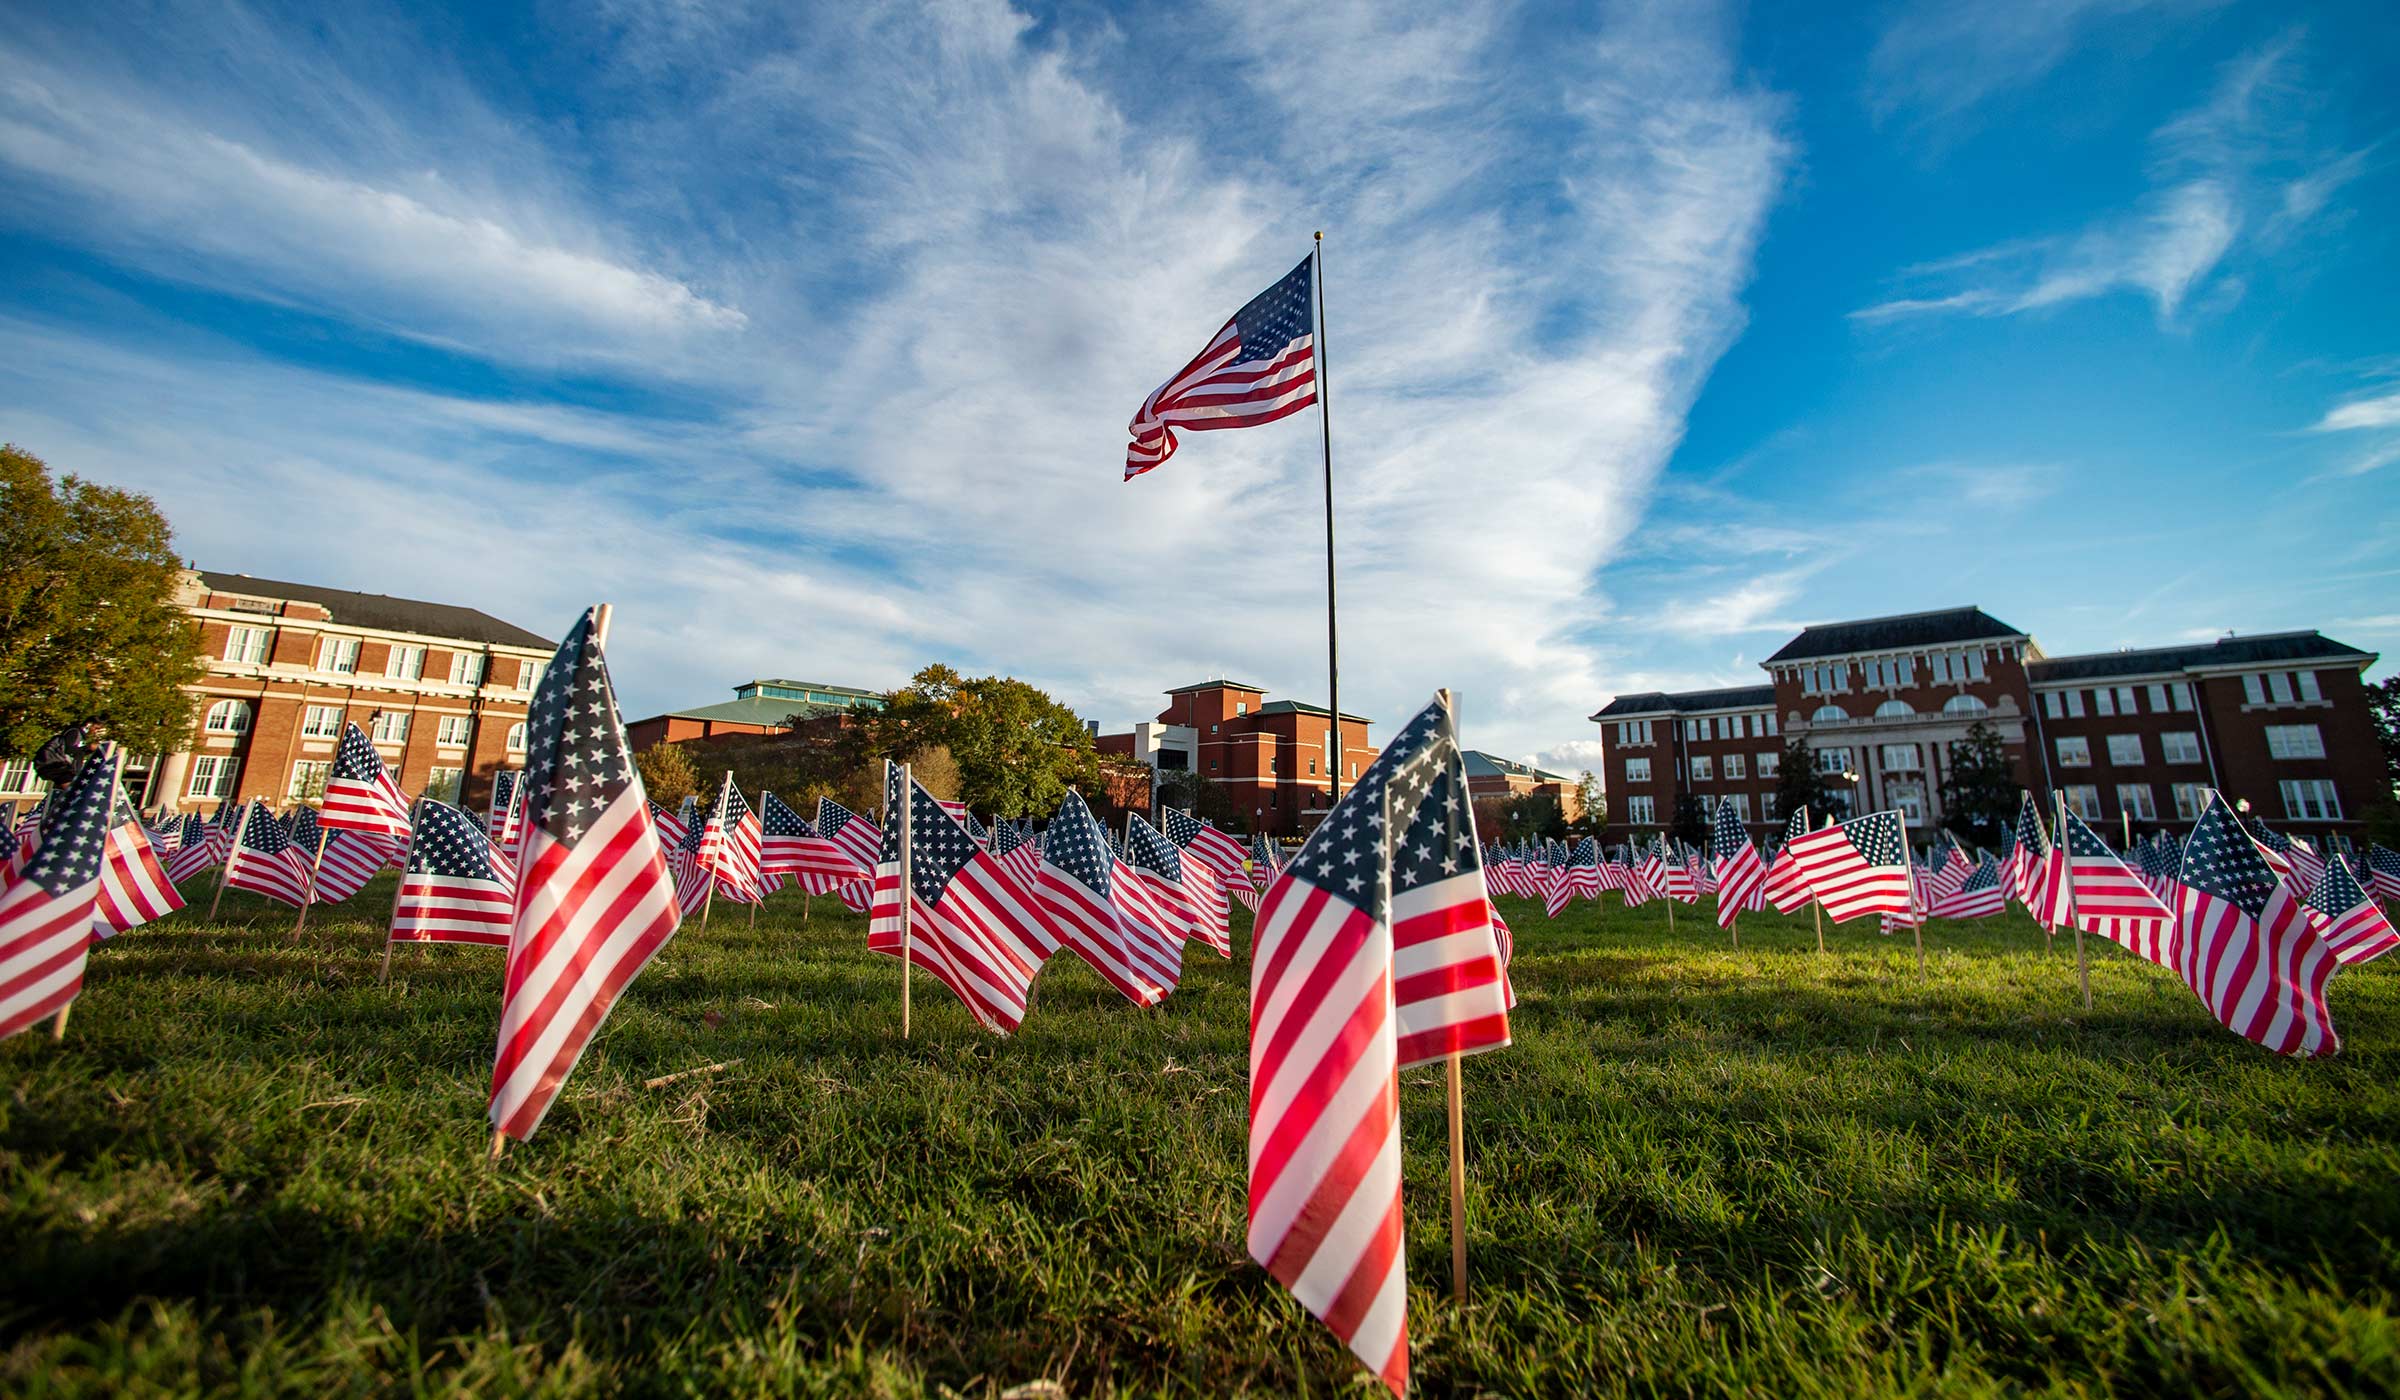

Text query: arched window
(1875, 700), (1914, 718)
(1943, 694), (1988, 716)
(507, 722), (528, 753)
(204, 699), (251, 734)
(1812, 704), (1846, 723)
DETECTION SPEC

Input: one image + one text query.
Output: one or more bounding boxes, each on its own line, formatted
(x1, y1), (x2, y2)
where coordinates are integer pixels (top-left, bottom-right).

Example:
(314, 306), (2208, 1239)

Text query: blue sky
(1, 1), (2393, 774)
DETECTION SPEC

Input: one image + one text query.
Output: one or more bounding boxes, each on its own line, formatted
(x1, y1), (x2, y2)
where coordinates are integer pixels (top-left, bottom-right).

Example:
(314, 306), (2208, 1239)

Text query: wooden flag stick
(488, 1129), (506, 1163)
(379, 797), (424, 985)
(51, 1001), (71, 1041)
(1447, 1051), (1469, 1303)
(57, 753), (130, 1040)
(1728, 912), (1737, 949)
(2059, 793), (2091, 1010)
(899, 762), (914, 1039)
(700, 769), (732, 929)
(292, 824), (331, 940)
(1899, 812), (1926, 974)
(207, 799), (256, 922)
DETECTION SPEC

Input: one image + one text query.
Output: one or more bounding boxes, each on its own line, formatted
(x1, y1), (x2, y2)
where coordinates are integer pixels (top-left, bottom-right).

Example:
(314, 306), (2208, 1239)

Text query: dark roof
(195, 571), (551, 650)
(1462, 750), (1573, 783)
(1255, 699), (1372, 723)
(1589, 684), (1774, 719)
(631, 696), (841, 727)
(2029, 631), (2376, 683)
(1166, 678), (1268, 695)
(1763, 607), (2026, 664)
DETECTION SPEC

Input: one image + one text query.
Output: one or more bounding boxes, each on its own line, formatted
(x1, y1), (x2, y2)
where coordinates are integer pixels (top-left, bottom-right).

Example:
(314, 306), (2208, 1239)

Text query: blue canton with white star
(19, 751), (114, 894)
(1042, 791), (1112, 895)
(408, 800), (497, 879)
(2182, 798), (2278, 917)
(520, 609), (641, 846)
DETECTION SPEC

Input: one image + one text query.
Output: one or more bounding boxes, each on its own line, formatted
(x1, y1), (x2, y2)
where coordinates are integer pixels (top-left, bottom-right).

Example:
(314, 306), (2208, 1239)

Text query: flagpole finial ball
(1314, 230), (1322, 241)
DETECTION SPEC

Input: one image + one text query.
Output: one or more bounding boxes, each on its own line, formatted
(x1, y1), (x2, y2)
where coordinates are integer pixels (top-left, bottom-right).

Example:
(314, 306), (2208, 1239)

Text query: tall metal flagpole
(1313, 232), (1342, 814)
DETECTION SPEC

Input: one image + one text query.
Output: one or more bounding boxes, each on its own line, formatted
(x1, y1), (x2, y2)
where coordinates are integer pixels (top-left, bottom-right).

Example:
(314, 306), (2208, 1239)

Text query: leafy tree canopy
(1938, 720), (2018, 850)
(1, 446), (206, 758)
(1771, 738), (1841, 828)
(842, 666), (1104, 817)
(1159, 769), (1244, 832)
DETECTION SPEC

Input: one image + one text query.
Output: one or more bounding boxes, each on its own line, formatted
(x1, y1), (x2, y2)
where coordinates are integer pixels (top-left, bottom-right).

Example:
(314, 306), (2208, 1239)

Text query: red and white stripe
(2174, 879), (2337, 1057)
(95, 821), (185, 937)
(309, 830), (399, 905)
(1036, 856), (1183, 1008)
(394, 872), (515, 946)
(1390, 867), (1511, 1069)
(0, 867), (102, 1038)
(1712, 843), (1769, 930)
(2058, 816), (2176, 967)
(1125, 271), (1318, 479)
(1784, 817), (1913, 923)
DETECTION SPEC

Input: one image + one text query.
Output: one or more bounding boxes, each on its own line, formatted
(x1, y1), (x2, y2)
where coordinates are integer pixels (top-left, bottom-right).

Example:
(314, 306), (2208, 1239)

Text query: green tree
(2366, 676), (2400, 795)
(1, 446), (206, 758)
(1938, 720), (2018, 849)
(635, 741), (700, 808)
(1771, 739), (1839, 827)
(1572, 770), (1605, 831)
(1497, 791), (1567, 843)
(1158, 768), (1244, 832)
(843, 666), (1104, 817)
(1669, 793), (1708, 847)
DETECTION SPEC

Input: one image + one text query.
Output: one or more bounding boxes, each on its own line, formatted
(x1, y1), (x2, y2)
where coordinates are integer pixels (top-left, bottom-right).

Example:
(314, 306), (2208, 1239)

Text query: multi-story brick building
(136, 571), (553, 815)
(625, 678), (885, 750)
(1462, 751), (1586, 820)
(1096, 679), (1376, 836)
(1590, 607), (2384, 848)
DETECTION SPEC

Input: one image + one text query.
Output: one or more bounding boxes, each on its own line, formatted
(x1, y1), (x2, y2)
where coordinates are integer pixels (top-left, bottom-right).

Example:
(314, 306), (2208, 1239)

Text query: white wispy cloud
(2314, 390), (2400, 433)
(1867, 0), (2228, 123)
(0, 1), (1794, 763)
(1853, 35), (2355, 328)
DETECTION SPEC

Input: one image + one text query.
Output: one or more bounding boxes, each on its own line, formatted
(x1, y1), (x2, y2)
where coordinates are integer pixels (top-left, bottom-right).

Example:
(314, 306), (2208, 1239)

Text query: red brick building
(1096, 679), (1376, 836)
(625, 679), (884, 751)
(1591, 607), (2384, 848)
(1462, 751), (1585, 819)
(126, 571), (553, 815)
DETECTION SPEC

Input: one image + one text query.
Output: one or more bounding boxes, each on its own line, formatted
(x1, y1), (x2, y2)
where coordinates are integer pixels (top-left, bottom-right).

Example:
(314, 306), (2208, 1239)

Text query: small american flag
(2174, 794), (2338, 1056)
(868, 763), (1060, 1035)
(321, 724), (413, 837)
(1785, 811), (1913, 923)
(1162, 807), (1250, 888)
(1124, 255), (1318, 480)
(2300, 854), (2398, 966)
(489, 769), (522, 844)
(1759, 808), (1814, 913)
(647, 798), (688, 852)
(95, 780), (185, 938)
(1708, 800), (1767, 928)
(695, 783), (765, 904)
(1129, 814), (1232, 957)
(0, 751), (115, 1038)
(1034, 790), (1183, 1006)
(166, 814), (216, 885)
(489, 607), (682, 1144)
(224, 801), (313, 907)
(816, 795), (882, 874)
(1929, 854), (2007, 919)
(989, 817), (1043, 893)
(2366, 843), (2400, 905)
(2057, 809), (2174, 966)
(393, 799), (514, 947)
(2006, 794), (2066, 927)
(759, 791), (858, 892)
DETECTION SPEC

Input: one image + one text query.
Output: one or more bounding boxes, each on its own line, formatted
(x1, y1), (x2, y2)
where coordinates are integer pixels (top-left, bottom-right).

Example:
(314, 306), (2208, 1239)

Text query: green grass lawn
(5, 881), (2398, 1397)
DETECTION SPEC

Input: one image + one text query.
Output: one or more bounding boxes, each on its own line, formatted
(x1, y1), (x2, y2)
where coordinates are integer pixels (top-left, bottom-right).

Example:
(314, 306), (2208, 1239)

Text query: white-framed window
(0, 759), (47, 795)
(507, 722), (528, 754)
(1724, 754), (1745, 780)
(1814, 747), (1854, 778)
(1691, 755), (1713, 781)
(2114, 686), (2139, 714)
(2146, 684), (2169, 713)
(1236, 701), (1248, 715)
(2268, 672), (2293, 703)
(370, 711), (410, 744)
(1758, 751), (1779, 778)
(288, 760), (332, 801)
(301, 705), (343, 738)
(318, 636), (360, 673)
(2171, 783), (2208, 821)
(448, 651), (486, 686)
(517, 659), (544, 692)
(2280, 779), (2341, 821)
(1625, 757), (1651, 784)
(1723, 793), (1751, 822)
(1813, 704), (1845, 723)
(1943, 694), (1987, 716)
(436, 715), (472, 747)
(2055, 736), (2091, 767)
(188, 755), (236, 799)
(2242, 673), (2265, 705)
(2064, 690), (2084, 718)
(1881, 744), (1919, 772)
(1761, 712), (1778, 737)
(425, 767), (465, 804)
(1625, 795), (1656, 825)
(2062, 785), (2102, 820)
(2106, 734), (2143, 766)
(2093, 688), (2115, 717)
(2297, 671), (2322, 702)
(1618, 720), (1652, 746)
(2117, 784), (2156, 821)
(385, 644), (426, 680)
(2265, 725), (2324, 760)
(2161, 731), (2202, 764)
(2171, 683), (2193, 711)
(1875, 700), (1913, 718)
(204, 698), (251, 734)
(223, 625), (271, 663)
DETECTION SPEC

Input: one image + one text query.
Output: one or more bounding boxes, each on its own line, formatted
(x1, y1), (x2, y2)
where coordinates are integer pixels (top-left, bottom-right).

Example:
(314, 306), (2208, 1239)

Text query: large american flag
(759, 791), (858, 892)
(321, 724), (413, 837)
(1759, 807), (1815, 914)
(0, 751), (115, 1039)
(1784, 810), (1913, 923)
(1124, 255), (1318, 480)
(2301, 855), (2398, 966)
(488, 607), (682, 1144)
(695, 782), (765, 905)
(1034, 790), (1182, 1007)
(393, 799), (514, 947)
(95, 780), (184, 938)
(2173, 794), (2338, 1057)
(1247, 694), (1508, 1396)
(867, 763), (1060, 1035)
(1708, 800), (1767, 928)
(1127, 814), (1230, 957)
(2056, 809), (2175, 966)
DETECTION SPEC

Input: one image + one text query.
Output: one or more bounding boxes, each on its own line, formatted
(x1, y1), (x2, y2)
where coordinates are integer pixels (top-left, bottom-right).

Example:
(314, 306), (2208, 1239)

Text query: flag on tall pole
(488, 606), (682, 1147)
(0, 750), (117, 1039)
